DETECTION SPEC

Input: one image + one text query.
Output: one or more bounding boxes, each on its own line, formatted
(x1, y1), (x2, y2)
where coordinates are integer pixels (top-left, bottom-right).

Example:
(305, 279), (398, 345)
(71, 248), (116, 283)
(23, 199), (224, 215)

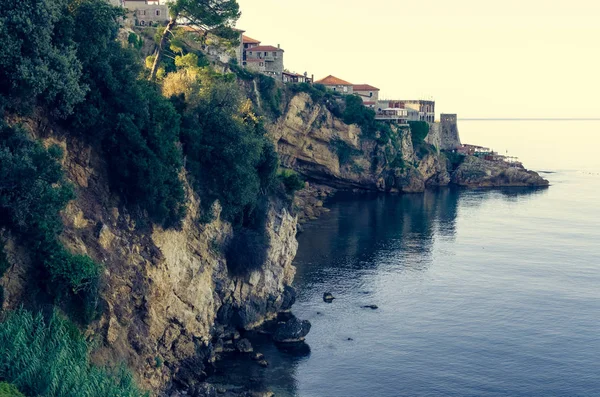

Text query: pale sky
(236, 0), (600, 118)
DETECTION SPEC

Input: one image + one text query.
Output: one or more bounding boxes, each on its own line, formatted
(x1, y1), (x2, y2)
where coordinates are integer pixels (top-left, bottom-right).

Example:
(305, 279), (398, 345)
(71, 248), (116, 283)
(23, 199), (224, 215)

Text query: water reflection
(210, 185), (550, 396)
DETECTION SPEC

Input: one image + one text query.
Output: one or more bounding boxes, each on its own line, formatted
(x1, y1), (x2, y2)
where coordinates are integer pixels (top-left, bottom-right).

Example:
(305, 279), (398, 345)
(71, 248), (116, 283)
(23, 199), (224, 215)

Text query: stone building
(384, 100), (435, 123)
(282, 71), (313, 83)
(353, 84), (379, 107)
(243, 45), (285, 78)
(122, 0), (169, 26)
(314, 75), (354, 94)
(439, 113), (462, 150)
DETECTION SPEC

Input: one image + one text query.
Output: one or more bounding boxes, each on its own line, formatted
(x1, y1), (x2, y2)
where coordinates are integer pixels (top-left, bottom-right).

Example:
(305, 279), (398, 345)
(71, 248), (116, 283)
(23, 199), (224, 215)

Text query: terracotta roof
(249, 45), (283, 52)
(363, 101), (376, 105)
(315, 75), (353, 86)
(353, 84), (379, 91)
(242, 35), (261, 44)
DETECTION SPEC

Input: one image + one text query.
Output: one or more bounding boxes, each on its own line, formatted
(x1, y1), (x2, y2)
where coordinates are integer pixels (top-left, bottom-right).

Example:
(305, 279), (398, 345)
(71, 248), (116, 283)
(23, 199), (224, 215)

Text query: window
(264, 52), (267, 56)
(140, 20), (145, 25)
(273, 52), (277, 57)
(155, 9), (160, 16)
(343, 86), (348, 93)
(369, 92), (373, 97)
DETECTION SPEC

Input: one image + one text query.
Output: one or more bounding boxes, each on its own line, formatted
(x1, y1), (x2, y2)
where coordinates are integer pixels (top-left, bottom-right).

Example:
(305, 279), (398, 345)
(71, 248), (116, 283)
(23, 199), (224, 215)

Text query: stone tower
(440, 114), (461, 150)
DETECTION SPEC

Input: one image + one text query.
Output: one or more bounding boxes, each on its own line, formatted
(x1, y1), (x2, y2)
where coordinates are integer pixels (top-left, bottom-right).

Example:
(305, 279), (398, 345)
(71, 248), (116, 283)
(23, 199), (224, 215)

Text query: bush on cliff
(0, 309), (146, 397)
(0, 123), (100, 322)
(408, 121), (429, 146)
(172, 69), (278, 224)
(278, 169), (305, 195)
(0, 382), (25, 397)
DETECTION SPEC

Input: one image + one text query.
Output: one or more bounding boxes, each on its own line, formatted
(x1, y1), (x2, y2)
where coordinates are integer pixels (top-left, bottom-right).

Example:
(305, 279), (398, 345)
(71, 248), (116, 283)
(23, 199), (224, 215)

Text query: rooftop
(242, 35), (261, 44)
(315, 75), (353, 86)
(353, 84), (380, 91)
(249, 45), (284, 52)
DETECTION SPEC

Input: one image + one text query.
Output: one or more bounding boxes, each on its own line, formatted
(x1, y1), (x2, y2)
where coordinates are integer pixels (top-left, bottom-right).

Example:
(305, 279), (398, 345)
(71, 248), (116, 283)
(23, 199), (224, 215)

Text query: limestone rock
(452, 156), (549, 187)
(273, 316), (311, 343)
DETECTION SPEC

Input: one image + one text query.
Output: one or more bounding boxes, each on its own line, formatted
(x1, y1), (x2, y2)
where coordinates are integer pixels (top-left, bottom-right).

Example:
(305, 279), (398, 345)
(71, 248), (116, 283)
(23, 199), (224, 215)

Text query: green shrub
(0, 309), (147, 397)
(408, 121), (430, 146)
(180, 79), (278, 223)
(0, 0), (87, 118)
(278, 169), (305, 195)
(257, 75), (282, 118)
(0, 124), (100, 320)
(225, 227), (270, 275)
(0, 382), (26, 397)
(332, 139), (362, 165)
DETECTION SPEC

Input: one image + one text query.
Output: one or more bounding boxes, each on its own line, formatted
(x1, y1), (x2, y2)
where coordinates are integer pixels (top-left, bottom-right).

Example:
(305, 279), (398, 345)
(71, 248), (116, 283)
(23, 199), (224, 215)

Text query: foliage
(0, 245), (9, 279)
(228, 61), (255, 81)
(168, 0), (240, 29)
(0, 382), (26, 397)
(0, 123), (100, 320)
(0, 0), (87, 118)
(257, 75), (282, 118)
(408, 121), (430, 146)
(0, 309), (147, 397)
(331, 139), (362, 165)
(225, 227), (269, 275)
(442, 151), (466, 171)
(288, 82), (328, 103)
(278, 169), (305, 195)
(176, 72), (278, 223)
(65, 0), (186, 227)
(127, 33), (143, 49)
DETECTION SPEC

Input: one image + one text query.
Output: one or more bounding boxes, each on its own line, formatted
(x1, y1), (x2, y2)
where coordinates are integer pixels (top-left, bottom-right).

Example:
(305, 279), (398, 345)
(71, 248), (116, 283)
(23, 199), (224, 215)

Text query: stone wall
(439, 113), (461, 150)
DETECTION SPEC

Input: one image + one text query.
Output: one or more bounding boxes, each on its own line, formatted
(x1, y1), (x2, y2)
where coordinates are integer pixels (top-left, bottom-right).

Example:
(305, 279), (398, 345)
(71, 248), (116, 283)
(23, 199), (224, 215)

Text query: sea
(211, 120), (600, 397)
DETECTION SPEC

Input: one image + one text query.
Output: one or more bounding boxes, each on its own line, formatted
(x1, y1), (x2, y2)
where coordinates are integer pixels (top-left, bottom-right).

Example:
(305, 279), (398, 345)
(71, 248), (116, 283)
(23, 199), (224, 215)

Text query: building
(244, 45), (285, 78)
(241, 35), (261, 64)
(439, 113), (461, 150)
(353, 84), (380, 107)
(282, 71), (313, 84)
(314, 75), (354, 94)
(122, 0), (169, 26)
(384, 100), (435, 123)
(373, 100), (408, 124)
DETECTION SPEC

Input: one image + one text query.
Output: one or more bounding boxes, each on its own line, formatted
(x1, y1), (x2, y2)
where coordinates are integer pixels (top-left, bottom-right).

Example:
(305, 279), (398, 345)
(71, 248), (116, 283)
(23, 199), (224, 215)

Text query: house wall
(124, 4), (169, 26)
(354, 90), (379, 103)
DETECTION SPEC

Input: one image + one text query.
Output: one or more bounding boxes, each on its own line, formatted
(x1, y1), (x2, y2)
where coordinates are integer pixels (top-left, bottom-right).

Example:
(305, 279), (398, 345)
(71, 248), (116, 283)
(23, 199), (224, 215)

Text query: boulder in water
(362, 304), (378, 310)
(273, 316), (311, 343)
(323, 292), (335, 302)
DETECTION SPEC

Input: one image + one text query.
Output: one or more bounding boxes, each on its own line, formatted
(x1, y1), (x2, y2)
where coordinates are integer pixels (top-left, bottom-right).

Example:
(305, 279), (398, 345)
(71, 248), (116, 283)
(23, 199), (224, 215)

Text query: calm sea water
(213, 121), (600, 396)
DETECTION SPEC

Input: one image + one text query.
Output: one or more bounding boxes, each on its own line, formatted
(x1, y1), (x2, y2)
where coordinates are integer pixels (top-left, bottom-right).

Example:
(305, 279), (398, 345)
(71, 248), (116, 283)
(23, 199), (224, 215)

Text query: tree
(149, 0), (241, 80)
(0, 0), (87, 118)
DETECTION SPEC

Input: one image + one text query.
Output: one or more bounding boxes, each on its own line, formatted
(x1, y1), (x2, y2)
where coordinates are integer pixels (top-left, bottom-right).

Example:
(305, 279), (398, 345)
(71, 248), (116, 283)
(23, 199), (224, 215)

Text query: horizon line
(458, 118), (600, 121)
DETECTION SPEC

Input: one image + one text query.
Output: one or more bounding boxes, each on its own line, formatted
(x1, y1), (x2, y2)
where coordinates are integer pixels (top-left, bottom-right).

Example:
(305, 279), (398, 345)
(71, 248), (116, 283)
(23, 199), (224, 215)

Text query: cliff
(0, 126), (298, 393)
(271, 93), (547, 205)
(270, 93), (449, 196)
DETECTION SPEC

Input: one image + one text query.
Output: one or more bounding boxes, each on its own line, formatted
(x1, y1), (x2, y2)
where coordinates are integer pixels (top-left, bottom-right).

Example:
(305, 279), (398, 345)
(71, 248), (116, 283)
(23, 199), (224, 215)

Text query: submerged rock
(235, 338), (253, 353)
(323, 292), (335, 302)
(273, 316), (311, 343)
(362, 305), (378, 310)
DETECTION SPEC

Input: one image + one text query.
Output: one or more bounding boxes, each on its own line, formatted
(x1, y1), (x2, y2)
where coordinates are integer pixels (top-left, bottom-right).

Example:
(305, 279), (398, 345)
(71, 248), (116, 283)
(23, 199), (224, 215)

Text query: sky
(236, 0), (600, 119)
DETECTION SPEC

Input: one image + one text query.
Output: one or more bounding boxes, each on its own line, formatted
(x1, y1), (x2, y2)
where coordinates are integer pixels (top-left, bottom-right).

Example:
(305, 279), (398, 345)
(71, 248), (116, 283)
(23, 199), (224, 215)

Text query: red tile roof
(242, 35), (261, 44)
(363, 101), (376, 105)
(249, 45), (283, 52)
(353, 84), (380, 91)
(315, 75), (353, 86)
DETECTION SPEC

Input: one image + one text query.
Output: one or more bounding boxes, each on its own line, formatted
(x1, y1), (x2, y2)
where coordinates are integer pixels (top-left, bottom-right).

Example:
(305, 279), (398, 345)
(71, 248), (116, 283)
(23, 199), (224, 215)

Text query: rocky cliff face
(0, 128), (298, 393)
(452, 156), (549, 187)
(270, 93), (448, 196)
